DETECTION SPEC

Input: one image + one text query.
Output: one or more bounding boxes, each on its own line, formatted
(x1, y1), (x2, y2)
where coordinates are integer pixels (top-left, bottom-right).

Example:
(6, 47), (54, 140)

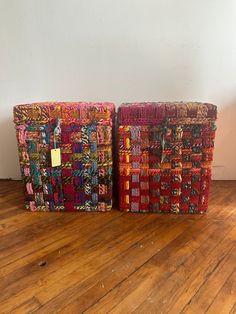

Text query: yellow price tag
(51, 148), (61, 167)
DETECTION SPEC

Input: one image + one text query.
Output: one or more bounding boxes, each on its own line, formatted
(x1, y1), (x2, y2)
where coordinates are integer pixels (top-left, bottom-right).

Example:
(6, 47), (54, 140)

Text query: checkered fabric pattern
(118, 102), (217, 213)
(14, 102), (114, 211)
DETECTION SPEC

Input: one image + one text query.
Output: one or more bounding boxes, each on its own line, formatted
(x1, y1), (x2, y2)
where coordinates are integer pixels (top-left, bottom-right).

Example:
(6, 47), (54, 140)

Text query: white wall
(0, 0), (236, 180)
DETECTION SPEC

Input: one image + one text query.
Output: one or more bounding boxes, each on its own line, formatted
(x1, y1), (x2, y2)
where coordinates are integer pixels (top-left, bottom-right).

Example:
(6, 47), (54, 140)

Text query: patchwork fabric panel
(14, 102), (114, 212)
(118, 102), (217, 213)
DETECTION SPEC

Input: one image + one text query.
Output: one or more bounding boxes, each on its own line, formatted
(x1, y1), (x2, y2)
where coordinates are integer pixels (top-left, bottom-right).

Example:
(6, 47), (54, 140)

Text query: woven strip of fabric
(14, 102), (114, 212)
(118, 102), (217, 213)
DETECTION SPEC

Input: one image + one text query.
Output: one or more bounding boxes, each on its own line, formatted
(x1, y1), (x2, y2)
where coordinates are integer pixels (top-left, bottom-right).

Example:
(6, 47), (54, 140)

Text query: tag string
(161, 134), (165, 163)
(161, 124), (166, 163)
(53, 118), (61, 149)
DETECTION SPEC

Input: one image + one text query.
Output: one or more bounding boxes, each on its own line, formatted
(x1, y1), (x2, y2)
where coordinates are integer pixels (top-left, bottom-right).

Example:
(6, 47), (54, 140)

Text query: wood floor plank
(135, 230), (236, 314)
(0, 214), (122, 286)
(229, 302), (236, 314)
(0, 211), (121, 272)
(206, 269), (236, 314)
(8, 297), (41, 314)
(0, 215), (182, 313)
(132, 205), (236, 314)
(0, 214), (153, 312)
(33, 217), (189, 313)
(0, 212), (127, 302)
(0, 180), (235, 314)
(183, 249), (236, 314)
(86, 212), (236, 314)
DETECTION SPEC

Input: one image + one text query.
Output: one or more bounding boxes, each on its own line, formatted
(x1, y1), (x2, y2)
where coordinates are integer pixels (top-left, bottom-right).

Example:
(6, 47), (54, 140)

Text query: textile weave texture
(14, 102), (114, 212)
(118, 102), (217, 213)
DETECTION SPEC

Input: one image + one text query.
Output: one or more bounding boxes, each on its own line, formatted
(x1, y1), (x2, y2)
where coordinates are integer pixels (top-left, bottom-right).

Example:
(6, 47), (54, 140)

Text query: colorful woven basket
(14, 102), (115, 212)
(118, 102), (217, 213)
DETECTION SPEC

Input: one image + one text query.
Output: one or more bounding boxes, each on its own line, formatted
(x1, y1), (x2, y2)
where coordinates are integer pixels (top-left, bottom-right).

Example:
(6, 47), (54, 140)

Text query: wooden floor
(0, 181), (235, 314)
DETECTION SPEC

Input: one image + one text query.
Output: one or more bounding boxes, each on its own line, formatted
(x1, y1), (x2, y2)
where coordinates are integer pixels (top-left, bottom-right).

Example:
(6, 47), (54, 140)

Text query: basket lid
(13, 102), (115, 125)
(118, 102), (217, 125)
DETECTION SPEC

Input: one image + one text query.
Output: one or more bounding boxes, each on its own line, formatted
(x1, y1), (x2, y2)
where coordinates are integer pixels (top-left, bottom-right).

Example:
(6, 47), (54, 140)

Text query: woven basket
(118, 102), (217, 213)
(14, 102), (115, 212)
